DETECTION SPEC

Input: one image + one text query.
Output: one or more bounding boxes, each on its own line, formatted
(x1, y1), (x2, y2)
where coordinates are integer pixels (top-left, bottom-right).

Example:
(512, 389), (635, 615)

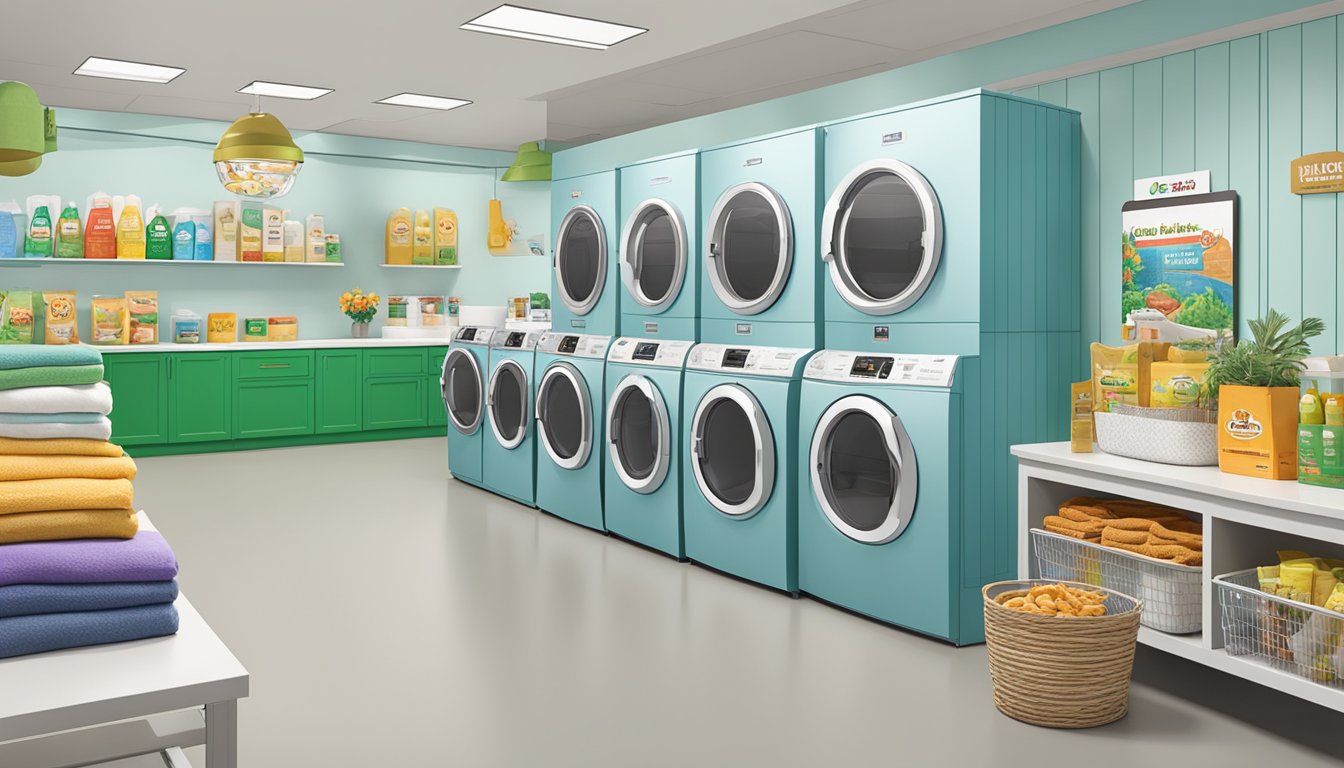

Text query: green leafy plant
(1206, 309), (1326, 391)
(1176, 288), (1234, 330)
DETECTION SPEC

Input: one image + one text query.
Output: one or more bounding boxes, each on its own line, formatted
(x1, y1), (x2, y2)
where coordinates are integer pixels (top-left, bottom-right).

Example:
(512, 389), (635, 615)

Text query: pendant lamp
(0, 156), (41, 177)
(500, 141), (551, 182)
(213, 110), (304, 199)
(0, 81), (45, 164)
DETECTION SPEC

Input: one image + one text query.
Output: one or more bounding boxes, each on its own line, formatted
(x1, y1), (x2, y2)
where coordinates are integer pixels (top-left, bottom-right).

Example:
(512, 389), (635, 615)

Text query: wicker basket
(983, 580), (1143, 728)
(1094, 405), (1217, 466)
(1216, 569), (1344, 689)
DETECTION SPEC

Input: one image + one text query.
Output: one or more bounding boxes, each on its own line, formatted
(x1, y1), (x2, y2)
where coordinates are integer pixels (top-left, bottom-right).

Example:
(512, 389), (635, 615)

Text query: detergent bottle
(145, 206), (172, 260)
(56, 201), (82, 258)
(25, 200), (53, 258)
(487, 199), (507, 249)
(84, 193), (117, 259)
(171, 209), (196, 260)
(412, 209), (433, 264)
(385, 207), (412, 264)
(116, 195), (146, 259)
(0, 201), (20, 259)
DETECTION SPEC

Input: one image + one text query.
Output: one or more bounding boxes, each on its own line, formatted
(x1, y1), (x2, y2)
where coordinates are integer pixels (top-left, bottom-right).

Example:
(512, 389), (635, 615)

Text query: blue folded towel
(0, 602), (180, 659)
(0, 412), (107, 425)
(0, 581), (179, 619)
(0, 345), (103, 371)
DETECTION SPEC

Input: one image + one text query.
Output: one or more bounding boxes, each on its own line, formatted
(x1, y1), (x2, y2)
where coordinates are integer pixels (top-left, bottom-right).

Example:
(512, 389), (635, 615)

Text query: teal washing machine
(482, 330), (542, 506)
(618, 151), (699, 341)
(682, 343), (813, 593)
(533, 332), (612, 531)
(553, 170), (620, 336)
(698, 127), (822, 348)
(603, 337), (694, 558)
(442, 326), (496, 488)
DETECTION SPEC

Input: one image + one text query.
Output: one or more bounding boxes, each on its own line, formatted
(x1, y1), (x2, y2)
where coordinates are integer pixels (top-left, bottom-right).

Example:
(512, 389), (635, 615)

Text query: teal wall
(0, 110), (550, 339)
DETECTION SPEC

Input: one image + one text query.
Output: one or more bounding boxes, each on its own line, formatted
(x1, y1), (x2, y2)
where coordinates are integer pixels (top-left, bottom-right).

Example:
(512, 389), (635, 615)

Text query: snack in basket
(997, 583), (1107, 617)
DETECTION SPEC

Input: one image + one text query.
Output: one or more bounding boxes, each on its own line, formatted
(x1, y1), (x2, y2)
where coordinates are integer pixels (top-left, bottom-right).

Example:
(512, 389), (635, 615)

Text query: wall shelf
(378, 264), (463, 270)
(0, 259), (344, 268)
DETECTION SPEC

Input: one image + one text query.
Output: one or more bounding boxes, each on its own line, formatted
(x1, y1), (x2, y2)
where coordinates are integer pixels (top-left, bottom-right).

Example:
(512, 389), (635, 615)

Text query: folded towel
(0, 412), (109, 425)
(0, 530), (178, 586)
(0, 417), (113, 441)
(0, 603), (179, 659)
(0, 437), (124, 457)
(0, 345), (103, 371)
(0, 455), (137, 482)
(0, 382), (112, 415)
(0, 364), (104, 391)
(0, 477), (133, 516)
(0, 580), (178, 619)
(0, 509), (139, 544)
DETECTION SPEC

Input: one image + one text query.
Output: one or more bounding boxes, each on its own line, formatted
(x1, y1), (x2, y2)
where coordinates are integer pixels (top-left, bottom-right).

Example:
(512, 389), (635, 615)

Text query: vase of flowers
(340, 288), (380, 338)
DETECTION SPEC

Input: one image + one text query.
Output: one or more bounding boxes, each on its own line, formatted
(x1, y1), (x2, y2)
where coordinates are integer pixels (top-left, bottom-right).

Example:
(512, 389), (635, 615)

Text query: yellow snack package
(42, 291), (78, 344)
(1070, 380), (1094, 452)
(1150, 362), (1210, 409)
(126, 290), (159, 345)
(90, 295), (129, 345)
(1091, 342), (1166, 411)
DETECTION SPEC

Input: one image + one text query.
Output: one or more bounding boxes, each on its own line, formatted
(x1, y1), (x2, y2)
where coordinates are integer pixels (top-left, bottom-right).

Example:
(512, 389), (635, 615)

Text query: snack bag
(42, 291), (78, 344)
(1070, 380), (1094, 452)
(1091, 342), (1164, 411)
(126, 290), (159, 344)
(0, 290), (36, 344)
(90, 295), (129, 345)
(1150, 362), (1210, 409)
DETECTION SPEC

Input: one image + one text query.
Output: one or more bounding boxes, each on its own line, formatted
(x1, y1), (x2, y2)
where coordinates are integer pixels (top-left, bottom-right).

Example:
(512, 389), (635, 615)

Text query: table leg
(204, 699), (238, 768)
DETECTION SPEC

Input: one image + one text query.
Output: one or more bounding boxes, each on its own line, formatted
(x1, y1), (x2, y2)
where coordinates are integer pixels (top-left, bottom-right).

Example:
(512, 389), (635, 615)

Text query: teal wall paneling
(1071, 73), (1101, 362)
(1229, 35), (1264, 338)
(1302, 18), (1339, 343)
(1162, 51), (1197, 174)
(1098, 67), (1134, 350)
(1268, 25), (1305, 322)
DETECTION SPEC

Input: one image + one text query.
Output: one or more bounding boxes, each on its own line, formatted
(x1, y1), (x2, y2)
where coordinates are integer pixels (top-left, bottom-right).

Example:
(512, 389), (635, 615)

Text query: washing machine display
(706, 182), (792, 316)
(621, 200), (687, 313)
(443, 326), (496, 487)
(534, 333), (611, 531)
(555, 205), (608, 317)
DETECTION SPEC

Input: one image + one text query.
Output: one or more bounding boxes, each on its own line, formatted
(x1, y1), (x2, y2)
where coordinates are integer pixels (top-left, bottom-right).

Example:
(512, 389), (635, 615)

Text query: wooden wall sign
(1291, 151), (1344, 194)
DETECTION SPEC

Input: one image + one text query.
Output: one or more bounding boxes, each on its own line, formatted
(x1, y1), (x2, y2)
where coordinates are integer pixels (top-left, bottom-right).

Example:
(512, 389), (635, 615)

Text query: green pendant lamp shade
(213, 112), (304, 199)
(501, 141), (551, 182)
(0, 82), (45, 164)
(0, 156), (42, 177)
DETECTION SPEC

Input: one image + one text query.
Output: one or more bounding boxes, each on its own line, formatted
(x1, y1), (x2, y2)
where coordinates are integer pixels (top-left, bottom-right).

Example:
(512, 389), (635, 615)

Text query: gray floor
(134, 439), (1344, 767)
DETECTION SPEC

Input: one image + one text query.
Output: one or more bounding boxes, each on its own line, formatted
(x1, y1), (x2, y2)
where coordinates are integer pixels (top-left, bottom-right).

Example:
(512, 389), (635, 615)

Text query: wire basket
(1031, 529), (1202, 634)
(1094, 406), (1218, 466)
(1216, 569), (1344, 689)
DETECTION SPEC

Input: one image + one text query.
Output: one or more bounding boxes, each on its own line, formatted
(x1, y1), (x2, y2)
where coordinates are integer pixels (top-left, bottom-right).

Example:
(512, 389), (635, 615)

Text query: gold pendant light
(213, 100), (304, 199)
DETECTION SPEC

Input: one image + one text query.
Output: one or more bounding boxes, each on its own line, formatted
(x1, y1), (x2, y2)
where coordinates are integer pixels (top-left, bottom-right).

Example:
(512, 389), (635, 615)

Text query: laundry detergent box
(239, 203), (263, 261)
(262, 207), (284, 262)
(214, 201), (239, 261)
(1217, 385), (1299, 480)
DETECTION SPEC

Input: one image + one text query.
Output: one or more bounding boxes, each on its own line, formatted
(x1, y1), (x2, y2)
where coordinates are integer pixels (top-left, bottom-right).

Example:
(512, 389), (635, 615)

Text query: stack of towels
(0, 344), (180, 659)
(1044, 496), (1204, 566)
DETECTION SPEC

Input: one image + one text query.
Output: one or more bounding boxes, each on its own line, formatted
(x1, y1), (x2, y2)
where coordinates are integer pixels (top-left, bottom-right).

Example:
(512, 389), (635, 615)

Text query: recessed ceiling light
(460, 4), (646, 50)
(375, 93), (473, 111)
(74, 56), (185, 84)
(238, 81), (332, 100)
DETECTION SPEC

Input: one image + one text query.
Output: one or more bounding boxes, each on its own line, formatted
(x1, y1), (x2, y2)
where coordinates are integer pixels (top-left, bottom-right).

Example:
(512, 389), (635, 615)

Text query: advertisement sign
(1133, 170), (1210, 200)
(1290, 151), (1344, 194)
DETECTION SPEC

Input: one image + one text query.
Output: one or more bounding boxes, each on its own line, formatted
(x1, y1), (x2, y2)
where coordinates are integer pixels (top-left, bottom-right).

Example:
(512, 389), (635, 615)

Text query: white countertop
(94, 337), (450, 354)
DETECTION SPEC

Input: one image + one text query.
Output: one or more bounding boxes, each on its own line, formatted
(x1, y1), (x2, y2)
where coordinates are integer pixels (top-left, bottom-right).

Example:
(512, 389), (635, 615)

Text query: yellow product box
(1150, 362), (1210, 409)
(1217, 385), (1299, 480)
(1070, 380), (1094, 452)
(207, 312), (236, 343)
(1091, 342), (1168, 411)
(267, 316), (297, 342)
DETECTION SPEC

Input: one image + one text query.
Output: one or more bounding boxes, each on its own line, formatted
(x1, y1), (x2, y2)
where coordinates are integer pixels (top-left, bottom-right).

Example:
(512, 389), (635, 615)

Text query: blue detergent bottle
(172, 212), (196, 260)
(0, 201), (20, 259)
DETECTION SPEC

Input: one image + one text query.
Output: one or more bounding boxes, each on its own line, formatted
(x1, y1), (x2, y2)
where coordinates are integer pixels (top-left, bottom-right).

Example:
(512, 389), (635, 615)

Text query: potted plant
(339, 288), (380, 338)
(1206, 310), (1325, 479)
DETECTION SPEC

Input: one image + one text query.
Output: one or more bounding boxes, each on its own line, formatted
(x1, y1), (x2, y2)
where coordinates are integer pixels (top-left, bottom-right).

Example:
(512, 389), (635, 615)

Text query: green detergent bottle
(145, 205), (172, 260)
(25, 204), (52, 258)
(56, 202), (82, 258)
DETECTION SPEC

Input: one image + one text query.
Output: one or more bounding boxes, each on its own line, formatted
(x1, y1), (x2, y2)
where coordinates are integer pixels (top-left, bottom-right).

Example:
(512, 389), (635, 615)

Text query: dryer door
(620, 199), (687, 312)
(606, 374), (671, 494)
(535, 362), (593, 469)
(690, 384), (776, 519)
(809, 395), (917, 544)
(488, 359), (530, 449)
(442, 348), (483, 436)
(705, 182), (793, 315)
(554, 205), (608, 316)
(822, 160), (943, 315)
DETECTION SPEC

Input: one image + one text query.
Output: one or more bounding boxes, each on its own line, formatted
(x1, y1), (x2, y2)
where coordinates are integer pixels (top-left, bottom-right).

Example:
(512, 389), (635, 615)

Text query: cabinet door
(170, 354), (233, 443)
(363, 376), (427, 430)
(235, 381), (314, 439)
(316, 350), (362, 434)
(365, 348), (426, 378)
(426, 347), (448, 428)
(103, 354), (169, 446)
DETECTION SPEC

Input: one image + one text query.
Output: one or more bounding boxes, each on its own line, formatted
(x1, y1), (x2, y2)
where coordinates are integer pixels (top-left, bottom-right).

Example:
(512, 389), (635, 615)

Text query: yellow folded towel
(0, 455), (138, 482)
(0, 509), (139, 544)
(0, 437), (125, 458)
(0, 478), (134, 515)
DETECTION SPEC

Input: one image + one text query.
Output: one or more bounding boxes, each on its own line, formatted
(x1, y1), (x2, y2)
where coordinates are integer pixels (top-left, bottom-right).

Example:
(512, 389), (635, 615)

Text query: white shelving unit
(1013, 442), (1344, 712)
(0, 259), (342, 268)
(378, 264), (462, 270)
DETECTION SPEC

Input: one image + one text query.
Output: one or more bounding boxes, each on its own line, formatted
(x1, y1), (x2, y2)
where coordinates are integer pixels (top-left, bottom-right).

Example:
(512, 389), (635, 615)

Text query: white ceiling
(0, 0), (1134, 151)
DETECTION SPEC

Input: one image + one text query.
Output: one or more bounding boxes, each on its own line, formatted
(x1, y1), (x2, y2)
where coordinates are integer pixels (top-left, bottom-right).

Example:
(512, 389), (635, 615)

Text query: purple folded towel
(0, 530), (178, 587)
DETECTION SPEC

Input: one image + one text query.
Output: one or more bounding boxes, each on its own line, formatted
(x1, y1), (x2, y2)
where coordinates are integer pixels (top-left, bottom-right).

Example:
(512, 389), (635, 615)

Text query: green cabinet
(364, 377), (427, 430)
(103, 354), (169, 446)
(426, 347), (448, 428)
(235, 381), (314, 438)
(316, 350), (362, 434)
(169, 354), (232, 443)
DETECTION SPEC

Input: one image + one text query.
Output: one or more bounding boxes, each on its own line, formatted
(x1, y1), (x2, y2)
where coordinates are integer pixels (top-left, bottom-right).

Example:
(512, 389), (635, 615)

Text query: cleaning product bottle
(55, 201), (82, 258)
(433, 208), (458, 265)
(84, 193), (117, 259)
(1327, 394), (1344, 426)
(25, 202), (53, 258)
(171, 210), (195, 260)
(116, 195), (145, 259)
(1302, 381), (1325, 426)
(0, 201), (21, 259)
(305, 213), (325, 262)
(192, 210), (213, 261)
(412, 209), (433, 264)
(145, 206), (172, 260)
(487, 199), (507, 249)
(386, 207), (412, 265)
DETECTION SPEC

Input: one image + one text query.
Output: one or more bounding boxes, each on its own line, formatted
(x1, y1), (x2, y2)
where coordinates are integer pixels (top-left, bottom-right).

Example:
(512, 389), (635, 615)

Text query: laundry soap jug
(116, 195), (146, 259)
(171, 210), (196, 260)
(145, 206), (173, 260)
(55, 202), (82, 258)
(25, 201), (53, 258)
(304, 213), (325, 262)
(191, 210), (212, 260)
(487, 199), (507, 249)
(433, 208), (457, 265)
(412, 209), (433, 264)
(84, 193), (117, 259)
(0, 202), (20, 259)
(386, 207), (412, 264)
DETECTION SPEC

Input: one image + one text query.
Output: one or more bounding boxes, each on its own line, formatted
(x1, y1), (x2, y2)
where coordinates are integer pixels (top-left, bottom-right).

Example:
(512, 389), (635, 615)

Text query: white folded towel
(0, 417), (113, 441)
(0, 382), (113, 415)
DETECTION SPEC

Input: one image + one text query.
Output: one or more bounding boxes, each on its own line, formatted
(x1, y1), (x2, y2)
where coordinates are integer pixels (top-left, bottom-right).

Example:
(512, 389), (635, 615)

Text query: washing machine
(682, 343), (813, 593)
(481, 330), (542, 506)
(698, 126), (822, 348)
(533, 332), (612, 531)
(442, 326), (496, 488)
(603, 337), (694, 558)
(553, 170), (620, 336)
(618, 151), (699, 341)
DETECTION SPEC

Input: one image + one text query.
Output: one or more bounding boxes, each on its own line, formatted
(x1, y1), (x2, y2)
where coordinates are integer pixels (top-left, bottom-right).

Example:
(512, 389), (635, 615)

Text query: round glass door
(554, 205), (607, 315)
(535, 362), (592, 469)
(706, 182), (792, 315)
(690, 384), (775, 518)
(442, 348), (483, 435)
(620, 199), (686, 312)
(488, 360), (529, 449)
(606, 375), (670, 494)
(822, 159), (942, 315)
(809, 395), (917, 544)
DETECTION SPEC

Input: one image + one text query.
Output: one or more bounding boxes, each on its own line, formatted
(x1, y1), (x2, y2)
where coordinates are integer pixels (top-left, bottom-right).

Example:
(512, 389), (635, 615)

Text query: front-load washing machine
(603, 337), (694, 558)
(699, 126), (822, 347)
(442, 326), (496, 488)
(534, 332), (612, 531)
(482, 330), (542, 506)
(618, 151), (698, 341)
(682, 343), (813, 593)
(553, 170), (620, 336)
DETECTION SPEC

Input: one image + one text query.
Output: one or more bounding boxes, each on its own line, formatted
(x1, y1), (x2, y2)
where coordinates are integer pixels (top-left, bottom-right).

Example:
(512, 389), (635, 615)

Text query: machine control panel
(490, 331), (540, 350)
(453, 326), (495, 346)
(805, 350), (958, 387)
(537, 332), (611, 359)
(685, 344), (814, 378)
(606, 337), (693, 368)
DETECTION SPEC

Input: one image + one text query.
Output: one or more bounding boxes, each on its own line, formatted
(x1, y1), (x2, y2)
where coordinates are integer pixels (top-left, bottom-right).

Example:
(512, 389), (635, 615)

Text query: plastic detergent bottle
(116, 195), (146, 259)
(56, 202), (82, 258)
(171, 210), (196, 260)
(192, 211), (213, 260)
(145, 206), (172, 260)
(84, 193), (117, 259)
(25, 203), (52, 258)
(0, 202), (20, 259)
(1302, 382), (1325, 426)
(412, 209), (432, 264)
(385, 207), (412, 264)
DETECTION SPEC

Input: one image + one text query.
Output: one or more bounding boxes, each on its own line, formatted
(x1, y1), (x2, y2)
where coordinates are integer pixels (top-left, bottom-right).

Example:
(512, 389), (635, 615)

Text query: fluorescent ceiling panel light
(376, 93), (473, 110)
(74, 56), (185, 84)
(460, 4), (646, 50)
(238, 81), (332, 100)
